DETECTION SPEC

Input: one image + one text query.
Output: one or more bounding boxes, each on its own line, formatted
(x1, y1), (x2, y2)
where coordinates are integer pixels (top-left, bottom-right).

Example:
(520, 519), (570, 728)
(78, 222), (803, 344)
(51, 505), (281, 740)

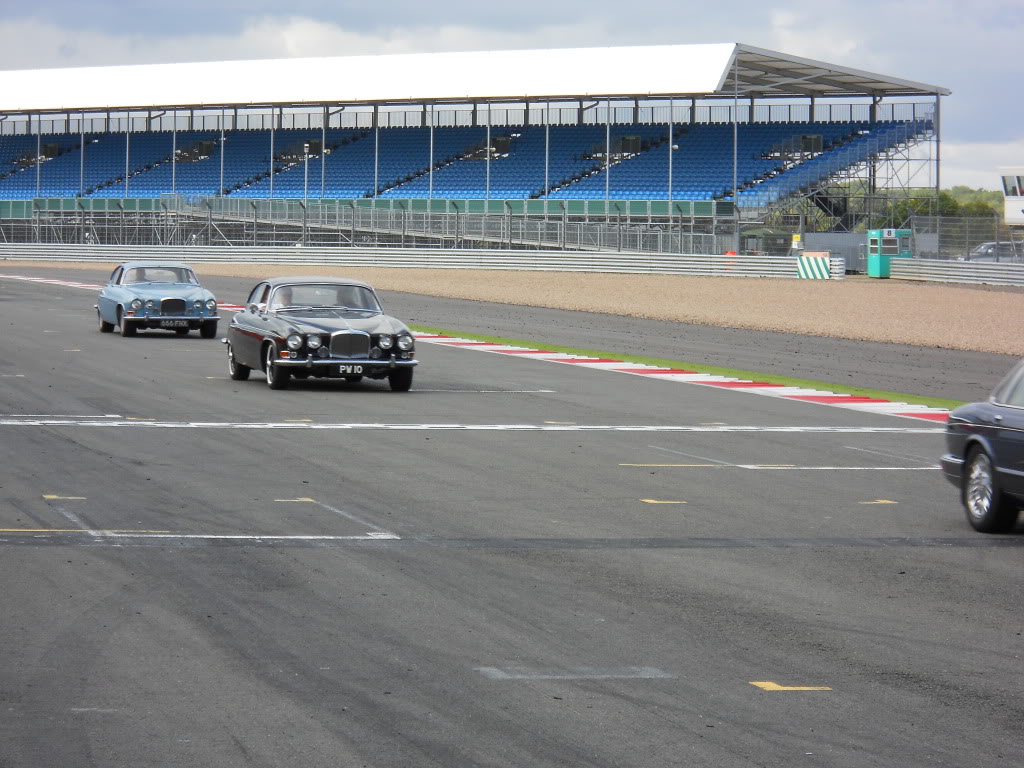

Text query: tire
(175, 327), (190, 336)
(200, 320), (218, 339)
(388, 367), (413, 392)
(98, 310), (114, 333)
(118, 309), (136, 337)
(963, 446), (1020, 533)
(227, 343), (250, 381)
(265, 344), (290, 390)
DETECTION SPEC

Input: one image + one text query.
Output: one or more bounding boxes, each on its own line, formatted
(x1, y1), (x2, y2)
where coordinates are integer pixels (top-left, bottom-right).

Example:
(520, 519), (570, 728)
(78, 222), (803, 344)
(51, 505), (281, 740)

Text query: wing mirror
(249, 302), (268, 313)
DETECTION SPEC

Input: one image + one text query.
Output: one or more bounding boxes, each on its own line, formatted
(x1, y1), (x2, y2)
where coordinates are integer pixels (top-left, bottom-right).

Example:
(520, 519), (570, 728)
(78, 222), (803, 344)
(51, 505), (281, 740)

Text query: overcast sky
(1, 0), (1019, 189)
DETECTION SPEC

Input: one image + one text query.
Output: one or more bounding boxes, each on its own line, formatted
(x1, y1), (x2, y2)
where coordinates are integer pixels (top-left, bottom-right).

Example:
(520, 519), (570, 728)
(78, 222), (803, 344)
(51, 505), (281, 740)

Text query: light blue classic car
(96, 262), (220, 338)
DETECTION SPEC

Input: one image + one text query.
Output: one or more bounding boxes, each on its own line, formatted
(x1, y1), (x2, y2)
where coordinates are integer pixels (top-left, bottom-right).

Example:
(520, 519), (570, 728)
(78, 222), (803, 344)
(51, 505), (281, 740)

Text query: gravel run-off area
(5, 261), (1021, 357)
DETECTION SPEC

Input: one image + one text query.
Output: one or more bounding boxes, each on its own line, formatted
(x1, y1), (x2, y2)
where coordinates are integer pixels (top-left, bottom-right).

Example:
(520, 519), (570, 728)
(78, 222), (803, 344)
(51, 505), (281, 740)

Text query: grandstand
(0, 44), (947, 251)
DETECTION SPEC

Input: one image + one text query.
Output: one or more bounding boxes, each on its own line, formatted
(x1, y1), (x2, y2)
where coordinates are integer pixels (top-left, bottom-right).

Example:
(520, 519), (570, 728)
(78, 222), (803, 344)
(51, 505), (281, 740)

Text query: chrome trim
(274, 357), (417, 368)
(135, 315), (220, 322)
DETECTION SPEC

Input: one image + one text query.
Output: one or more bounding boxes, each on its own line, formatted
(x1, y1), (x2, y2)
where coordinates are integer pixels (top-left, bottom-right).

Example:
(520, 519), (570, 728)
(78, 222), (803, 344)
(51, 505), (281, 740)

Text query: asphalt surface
(0, 270), (1021, 768)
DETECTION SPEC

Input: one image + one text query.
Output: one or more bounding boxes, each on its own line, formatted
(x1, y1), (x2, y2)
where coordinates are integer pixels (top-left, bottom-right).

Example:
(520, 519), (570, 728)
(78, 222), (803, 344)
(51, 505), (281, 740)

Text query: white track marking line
(645, 444), (935, 470)
(648, 445), (735, 465)
(477, 666), (674, 681)
(308, 499), (395, 536)
(844, 446), (938, 465)
(48, 504), (100, 537)
(0, 419), (943, 433)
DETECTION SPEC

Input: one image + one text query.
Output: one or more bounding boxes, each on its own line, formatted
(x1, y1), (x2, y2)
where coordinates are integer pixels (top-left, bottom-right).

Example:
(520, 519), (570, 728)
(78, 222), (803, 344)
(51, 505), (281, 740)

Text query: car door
(98, 266), (124, 324)
(231, 283), (270, 368)
(991, 367), (1024, 496)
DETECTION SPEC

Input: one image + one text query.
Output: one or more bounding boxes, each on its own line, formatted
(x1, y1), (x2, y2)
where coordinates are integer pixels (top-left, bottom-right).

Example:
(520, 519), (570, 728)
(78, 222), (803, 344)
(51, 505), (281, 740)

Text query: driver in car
(271, 286), (293, 310)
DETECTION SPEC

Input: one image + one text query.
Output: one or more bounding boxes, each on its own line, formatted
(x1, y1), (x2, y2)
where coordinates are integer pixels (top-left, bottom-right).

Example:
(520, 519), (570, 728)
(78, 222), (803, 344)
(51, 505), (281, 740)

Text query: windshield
(269, 284), (381, 313)
(123, 267), (198, 285)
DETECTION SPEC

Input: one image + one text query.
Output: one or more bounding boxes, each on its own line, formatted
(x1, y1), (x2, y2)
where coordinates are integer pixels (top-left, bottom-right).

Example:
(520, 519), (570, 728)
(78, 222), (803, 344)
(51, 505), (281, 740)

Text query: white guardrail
(0, 244), (846, 279)
(890, 258), (1024, 287)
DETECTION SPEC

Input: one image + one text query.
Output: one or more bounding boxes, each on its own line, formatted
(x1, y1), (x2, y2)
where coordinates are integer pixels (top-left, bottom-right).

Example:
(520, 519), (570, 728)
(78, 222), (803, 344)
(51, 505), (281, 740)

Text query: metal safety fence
(889, 258), (1024, 287)
(0, 243), (845, 279)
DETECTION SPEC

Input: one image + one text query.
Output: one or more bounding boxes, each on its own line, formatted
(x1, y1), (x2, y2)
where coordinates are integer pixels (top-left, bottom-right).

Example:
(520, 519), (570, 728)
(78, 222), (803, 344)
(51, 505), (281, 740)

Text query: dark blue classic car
(96, 262), (219, 338)
(223, 277), (417, 391)
(941, 360), (1024, 532)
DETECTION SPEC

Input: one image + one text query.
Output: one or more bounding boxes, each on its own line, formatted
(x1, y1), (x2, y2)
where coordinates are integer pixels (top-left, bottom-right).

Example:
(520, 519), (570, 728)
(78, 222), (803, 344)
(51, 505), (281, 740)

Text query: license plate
(160, 320), (190, 328)
(338, 364), (363, 375)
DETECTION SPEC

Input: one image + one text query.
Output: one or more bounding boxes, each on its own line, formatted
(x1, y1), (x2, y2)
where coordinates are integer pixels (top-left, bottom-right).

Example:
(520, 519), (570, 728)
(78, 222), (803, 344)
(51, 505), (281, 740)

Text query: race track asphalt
(0, 269), (1020, 768)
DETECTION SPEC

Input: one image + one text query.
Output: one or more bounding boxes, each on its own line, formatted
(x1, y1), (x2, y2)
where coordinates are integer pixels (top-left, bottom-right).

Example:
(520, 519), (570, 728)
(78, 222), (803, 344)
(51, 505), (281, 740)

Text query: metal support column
(486, 104), (491, 202)
(171, 114), (177, 196)
(667, 98), (673, 204)
(732, 58), (740, 254)
(934, 94), (941, 193)
(124, 122), (130, 199)
(321, 105), (327, 199)
(604, 99), (611, 206)
(218, 114), (225, 197)
(35, 116), (41, 198)
(373, 106), (379, 197)
(544, 104), (550, 199)
(428, 104), (434, 200)
(269, 122), (275, 199)
(79, 120), (85, 197)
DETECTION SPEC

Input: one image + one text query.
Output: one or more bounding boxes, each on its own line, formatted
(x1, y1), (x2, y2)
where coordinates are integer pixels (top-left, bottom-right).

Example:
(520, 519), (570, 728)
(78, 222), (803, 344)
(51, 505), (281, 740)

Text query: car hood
(125, 283), (215, 301)
(280, 312), (410, 336)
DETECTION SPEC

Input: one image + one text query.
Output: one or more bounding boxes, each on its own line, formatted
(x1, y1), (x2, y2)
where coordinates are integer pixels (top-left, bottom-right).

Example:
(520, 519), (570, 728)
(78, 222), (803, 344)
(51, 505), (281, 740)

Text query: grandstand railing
(2, 102), (936, 136)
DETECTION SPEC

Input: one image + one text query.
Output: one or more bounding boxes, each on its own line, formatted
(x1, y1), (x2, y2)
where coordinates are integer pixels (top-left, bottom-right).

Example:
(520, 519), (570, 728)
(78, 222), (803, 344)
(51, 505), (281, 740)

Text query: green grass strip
(410, 324), (965, 411)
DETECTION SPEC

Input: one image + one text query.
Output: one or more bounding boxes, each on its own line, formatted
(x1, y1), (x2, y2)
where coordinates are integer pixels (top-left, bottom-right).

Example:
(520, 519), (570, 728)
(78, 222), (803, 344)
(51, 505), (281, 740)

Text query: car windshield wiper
(274, 305), (316, 312)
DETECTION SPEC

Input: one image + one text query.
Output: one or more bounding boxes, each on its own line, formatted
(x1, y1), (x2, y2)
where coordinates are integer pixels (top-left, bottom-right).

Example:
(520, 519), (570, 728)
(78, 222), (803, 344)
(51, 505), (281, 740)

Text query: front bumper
(127, 314), (220, 327)
(274, 355), (417, 370)
(940, 454), (964, 488)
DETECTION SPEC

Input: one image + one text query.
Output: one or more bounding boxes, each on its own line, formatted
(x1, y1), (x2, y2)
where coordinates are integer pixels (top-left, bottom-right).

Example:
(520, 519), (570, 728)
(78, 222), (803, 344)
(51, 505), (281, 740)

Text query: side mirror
(249, 302), (267, 313)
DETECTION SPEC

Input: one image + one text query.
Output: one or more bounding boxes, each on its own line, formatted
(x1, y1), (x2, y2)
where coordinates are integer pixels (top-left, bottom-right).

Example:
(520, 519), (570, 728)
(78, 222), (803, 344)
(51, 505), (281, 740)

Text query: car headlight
(205, 298), (217, 311)
(130, 298), (143, 310)
(286, 334), (303, 351)
(193, 300), (203, 310)
(377, 334), (394, 350)
(396, 334), (414, 351)
(306, 335), (322, 350)
(145, 299), (156, 309)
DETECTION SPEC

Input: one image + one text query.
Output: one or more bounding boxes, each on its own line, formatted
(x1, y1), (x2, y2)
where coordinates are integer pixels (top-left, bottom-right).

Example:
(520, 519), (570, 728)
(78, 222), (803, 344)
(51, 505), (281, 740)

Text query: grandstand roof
(0, 43), (948, 114)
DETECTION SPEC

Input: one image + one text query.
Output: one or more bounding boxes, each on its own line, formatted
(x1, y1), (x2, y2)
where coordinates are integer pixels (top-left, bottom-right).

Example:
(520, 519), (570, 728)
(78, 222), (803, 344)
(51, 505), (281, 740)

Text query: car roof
(118, 261), (195, 270)
(262, 276), (374, 290)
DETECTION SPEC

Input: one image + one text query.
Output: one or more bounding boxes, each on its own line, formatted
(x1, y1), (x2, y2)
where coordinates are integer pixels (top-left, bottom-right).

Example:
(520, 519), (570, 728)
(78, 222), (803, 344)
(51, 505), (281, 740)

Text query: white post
(124, 119), (130, 199)
(171, 113), (177, 196)
(428, 104), (434, 200)
(667, 98), (673, 204)
(544, 103), (550, 199)
(218, 112), (225, 197)
(269, 118), (275, 199)
(486, 103), (491, 202)
(79, 119), (85, 197)
(604, 99), (611, 205)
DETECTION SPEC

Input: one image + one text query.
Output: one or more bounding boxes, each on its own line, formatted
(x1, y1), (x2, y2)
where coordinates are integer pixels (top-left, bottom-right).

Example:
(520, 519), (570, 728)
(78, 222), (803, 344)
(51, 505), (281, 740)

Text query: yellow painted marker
(860, 499), (898, 505)
(42, 494), (86, 500)
(125, 417), (155, 421)
(275, 497), (316, 503)
(640, 499), (687, 504)
(750, 681), (832, 691)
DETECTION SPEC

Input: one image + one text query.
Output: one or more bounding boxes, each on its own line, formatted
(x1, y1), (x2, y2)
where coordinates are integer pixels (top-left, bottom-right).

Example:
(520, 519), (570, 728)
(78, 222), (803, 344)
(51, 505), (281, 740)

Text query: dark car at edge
(941, 359), (1024, 532)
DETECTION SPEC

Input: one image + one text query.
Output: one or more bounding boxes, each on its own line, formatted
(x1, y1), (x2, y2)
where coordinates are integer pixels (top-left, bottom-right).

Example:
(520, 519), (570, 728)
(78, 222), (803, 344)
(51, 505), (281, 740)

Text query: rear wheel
(118, 309), (136, 337)
(227, 343), (250, 381)
(98, 310), (114, 333)
(388, 367), (413, 392)
(200, 320), (218, 339)
(963, 446), (1019, 533)
(265, 344), (290, 390)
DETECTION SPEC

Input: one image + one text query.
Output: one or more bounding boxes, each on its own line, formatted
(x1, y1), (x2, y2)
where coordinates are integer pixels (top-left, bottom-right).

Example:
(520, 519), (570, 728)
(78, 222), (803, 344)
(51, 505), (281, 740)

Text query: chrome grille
(330, 331), (370, 359)
(161, 298), (187, 316)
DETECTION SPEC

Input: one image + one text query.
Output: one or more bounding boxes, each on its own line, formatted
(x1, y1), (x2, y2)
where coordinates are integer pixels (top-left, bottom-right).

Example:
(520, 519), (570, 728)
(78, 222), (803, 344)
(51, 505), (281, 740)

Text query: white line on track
(308, 499), (393, 534)
(0, 419), (944, 433)
(477, 666), (674, 681)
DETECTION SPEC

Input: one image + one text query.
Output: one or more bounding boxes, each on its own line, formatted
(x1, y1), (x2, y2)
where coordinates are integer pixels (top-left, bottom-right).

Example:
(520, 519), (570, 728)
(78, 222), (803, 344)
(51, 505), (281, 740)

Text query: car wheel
(118, 309), (136, 337)
(227, 343), (250, 381)
(98, 310), (114, 333)
(175, 327), (190, 336)
(388, 367), (413, 392)
(963, 447), (1019, 533)
(200, 320), (218, 339)
(265, 344), (290, 390)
